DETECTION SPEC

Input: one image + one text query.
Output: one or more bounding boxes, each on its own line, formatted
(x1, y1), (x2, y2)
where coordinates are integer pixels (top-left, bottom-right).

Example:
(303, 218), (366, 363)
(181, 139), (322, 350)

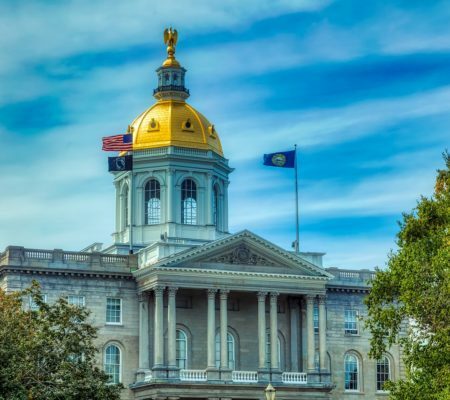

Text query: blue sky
(1, 0), (449, 269)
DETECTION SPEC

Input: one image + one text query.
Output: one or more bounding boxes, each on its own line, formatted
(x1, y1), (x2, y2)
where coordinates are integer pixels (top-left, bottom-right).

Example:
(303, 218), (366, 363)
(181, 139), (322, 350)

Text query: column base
(167, 366), (180, 380)
(219, 368), (232, 381)
(135, 368), (152, 383)
(206, 367), (221, 381)
(257, 368), (270, 383)
(307, 372), (321, 383)
(152, 365), (168, 379)
(269, 369), (282, 383)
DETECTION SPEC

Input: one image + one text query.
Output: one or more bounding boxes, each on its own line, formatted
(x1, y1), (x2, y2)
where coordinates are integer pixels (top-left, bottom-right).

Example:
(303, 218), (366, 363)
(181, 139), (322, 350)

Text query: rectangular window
(29, 294), (47, 311)
(67, 295), (85, 307)
(106, 298), (122, 324)
(345, 309), (358, 335)
(314, 304), (319, 333)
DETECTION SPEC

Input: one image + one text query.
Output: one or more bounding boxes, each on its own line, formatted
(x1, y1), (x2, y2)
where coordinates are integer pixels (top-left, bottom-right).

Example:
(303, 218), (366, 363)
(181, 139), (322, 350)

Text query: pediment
(155, 230), (332, 280)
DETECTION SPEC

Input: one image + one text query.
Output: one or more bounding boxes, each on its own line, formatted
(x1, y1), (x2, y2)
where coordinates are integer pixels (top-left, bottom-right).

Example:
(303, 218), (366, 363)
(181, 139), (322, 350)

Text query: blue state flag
(263, 150), (295, 168)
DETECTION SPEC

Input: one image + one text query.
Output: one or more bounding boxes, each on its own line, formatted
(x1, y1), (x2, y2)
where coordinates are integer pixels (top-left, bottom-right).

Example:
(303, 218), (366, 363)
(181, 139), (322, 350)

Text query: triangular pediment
(153, 230), (332, 280)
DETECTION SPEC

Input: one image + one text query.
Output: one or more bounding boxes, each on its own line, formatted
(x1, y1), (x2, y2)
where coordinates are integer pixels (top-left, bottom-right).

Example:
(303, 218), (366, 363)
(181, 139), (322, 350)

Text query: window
(67, 295), (85, 307)
(176, 329), (188, 369)
(104, 345), (121, 384)
(106, 298), (122, 324)
(215, 332), (236, 369)
(29, 294), (47, 311)
(377, 355), (391, 391)
(144, 179), (161, 224)
(265, 331), (281, 369)
(345, 309), (358, 335)
(213, 184), (219, 226)
(344, 353), (359, 391)
(314, 304), (319, 333)
(181, 179), (197, 225)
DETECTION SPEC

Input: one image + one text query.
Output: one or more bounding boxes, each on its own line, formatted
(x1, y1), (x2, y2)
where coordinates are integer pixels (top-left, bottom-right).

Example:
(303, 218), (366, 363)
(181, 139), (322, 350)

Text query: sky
(0, 0), (449, 269)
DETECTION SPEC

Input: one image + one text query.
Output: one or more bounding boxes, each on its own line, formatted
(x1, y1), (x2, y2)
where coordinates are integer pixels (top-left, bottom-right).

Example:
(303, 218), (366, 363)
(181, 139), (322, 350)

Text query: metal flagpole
(294, 144), (300, 253)
(129, 160), (134, 255)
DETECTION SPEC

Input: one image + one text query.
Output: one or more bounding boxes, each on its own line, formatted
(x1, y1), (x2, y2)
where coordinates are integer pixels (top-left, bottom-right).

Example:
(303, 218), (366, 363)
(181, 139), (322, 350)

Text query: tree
(365, 152), (450, 399)
(0, 281), (122, 400)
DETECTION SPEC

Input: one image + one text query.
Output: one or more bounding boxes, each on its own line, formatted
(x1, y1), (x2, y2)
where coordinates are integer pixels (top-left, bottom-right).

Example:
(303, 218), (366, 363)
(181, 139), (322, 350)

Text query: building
(0, 30), (403, 400)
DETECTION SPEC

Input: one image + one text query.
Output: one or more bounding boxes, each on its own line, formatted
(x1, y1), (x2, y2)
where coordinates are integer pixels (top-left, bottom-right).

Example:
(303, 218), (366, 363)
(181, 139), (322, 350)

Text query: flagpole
(294, 144), (300, 253)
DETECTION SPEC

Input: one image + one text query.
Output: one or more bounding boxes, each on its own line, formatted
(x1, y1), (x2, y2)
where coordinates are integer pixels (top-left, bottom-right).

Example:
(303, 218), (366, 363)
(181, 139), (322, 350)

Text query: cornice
(0, 265), (134, 281)
(326, 285), (370, 294)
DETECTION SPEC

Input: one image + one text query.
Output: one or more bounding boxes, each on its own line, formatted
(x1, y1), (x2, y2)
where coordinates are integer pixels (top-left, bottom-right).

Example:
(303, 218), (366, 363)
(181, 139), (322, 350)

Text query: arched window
(213, 184), (219, 227)
(181, 179), (197, 225)
(344, 353), (360, 391)
(122, 184), (129, 228)
(376, 355), (391, 391)
(265, 330), (281, 369)
(215, 331), (235, 369)
(145, 179), (161, 224)
(176, 329), (188, 369)
(104, 344), (121, 384)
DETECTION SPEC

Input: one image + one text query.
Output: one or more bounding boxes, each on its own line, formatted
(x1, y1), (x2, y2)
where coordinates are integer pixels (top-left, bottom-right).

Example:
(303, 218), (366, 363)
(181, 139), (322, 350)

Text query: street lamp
(265, 383), (276, 400)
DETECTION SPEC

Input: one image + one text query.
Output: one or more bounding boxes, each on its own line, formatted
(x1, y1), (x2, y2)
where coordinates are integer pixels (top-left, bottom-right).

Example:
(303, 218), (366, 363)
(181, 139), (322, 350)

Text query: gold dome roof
(130, 99), (223, 156)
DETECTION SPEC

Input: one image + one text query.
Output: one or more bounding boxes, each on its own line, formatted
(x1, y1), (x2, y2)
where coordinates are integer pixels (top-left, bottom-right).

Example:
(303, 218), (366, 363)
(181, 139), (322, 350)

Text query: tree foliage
(365, 152), (450, 399)
(0, 281), (122, 400)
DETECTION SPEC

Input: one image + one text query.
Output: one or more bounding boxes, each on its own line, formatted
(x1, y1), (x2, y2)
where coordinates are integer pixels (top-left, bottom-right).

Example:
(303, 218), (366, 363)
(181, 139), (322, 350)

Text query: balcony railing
(232, 370), (258, 383)
(282, 372), (307, 384)
(180, 369), (207, 382)
(153, 85), (189, 95)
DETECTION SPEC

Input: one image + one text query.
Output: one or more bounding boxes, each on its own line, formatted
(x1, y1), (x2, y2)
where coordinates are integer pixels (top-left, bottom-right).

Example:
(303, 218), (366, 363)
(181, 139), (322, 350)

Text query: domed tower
(110, 29), (233, 257)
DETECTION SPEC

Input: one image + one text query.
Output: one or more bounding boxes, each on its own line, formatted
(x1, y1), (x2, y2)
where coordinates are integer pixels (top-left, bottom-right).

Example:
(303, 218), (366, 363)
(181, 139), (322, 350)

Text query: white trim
(106, 297), (122, 325)
(104, 343), (122, 384)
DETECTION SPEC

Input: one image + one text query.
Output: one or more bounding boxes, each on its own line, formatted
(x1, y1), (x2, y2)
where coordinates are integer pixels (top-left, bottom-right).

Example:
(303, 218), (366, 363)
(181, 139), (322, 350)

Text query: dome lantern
(153, 28), (189, 101)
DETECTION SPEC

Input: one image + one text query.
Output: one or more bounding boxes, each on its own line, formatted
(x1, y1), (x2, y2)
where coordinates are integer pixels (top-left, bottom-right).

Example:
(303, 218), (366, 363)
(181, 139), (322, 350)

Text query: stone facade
(0, 235), (403, 400)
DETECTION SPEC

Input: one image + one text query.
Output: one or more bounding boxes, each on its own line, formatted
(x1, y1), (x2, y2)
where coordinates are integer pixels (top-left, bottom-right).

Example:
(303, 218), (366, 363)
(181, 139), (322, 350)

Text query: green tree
(0, 281), (122, 400)
(365, 153), (450, 399)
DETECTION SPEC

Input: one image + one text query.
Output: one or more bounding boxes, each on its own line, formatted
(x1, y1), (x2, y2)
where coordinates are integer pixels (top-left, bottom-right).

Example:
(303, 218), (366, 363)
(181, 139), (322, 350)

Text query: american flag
(102, 134), (133, 151)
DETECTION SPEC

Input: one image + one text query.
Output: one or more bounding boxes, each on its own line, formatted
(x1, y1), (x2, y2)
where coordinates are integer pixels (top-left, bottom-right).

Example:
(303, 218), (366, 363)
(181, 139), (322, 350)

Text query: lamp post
(265, 383), (276, 400)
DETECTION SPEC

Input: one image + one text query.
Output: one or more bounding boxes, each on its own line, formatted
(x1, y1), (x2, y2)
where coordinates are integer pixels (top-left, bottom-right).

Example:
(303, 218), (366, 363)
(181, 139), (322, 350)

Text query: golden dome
(130, 99), (223, 156)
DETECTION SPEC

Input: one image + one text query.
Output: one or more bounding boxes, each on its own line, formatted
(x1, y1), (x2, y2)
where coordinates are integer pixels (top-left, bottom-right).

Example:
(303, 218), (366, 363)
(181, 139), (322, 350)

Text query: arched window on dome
(213, 184), (219, 227)
(181, 179), (197, 225)
(104, 344), (121, 384)
(145, 179), (161, 225)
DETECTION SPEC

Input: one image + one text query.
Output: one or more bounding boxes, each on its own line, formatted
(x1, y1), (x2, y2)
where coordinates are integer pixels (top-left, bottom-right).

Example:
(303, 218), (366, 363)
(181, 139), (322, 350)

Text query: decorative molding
(168, 287), (178, 296)
(207, 288), (217, 299)
(208, 244), (277, 266)
(257, 291), (267, 301)
(154, 286), (165, 296)
(318, 295), (327, 305)
(219, 289), (230, 300)
(306, 294), (316, 305)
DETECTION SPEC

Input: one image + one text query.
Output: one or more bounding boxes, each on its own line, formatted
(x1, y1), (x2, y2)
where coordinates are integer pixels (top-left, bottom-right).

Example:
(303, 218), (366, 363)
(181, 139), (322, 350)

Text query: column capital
(154, 286), (165, 296)
(269, 292), (279, 302)
(306, 294), (316, 304)
(318, 294), (327, 305)
(257, 291), (267, 301)
(168, 287), (178, 296)
(207, 288), (218, 299)
(220, 289), (230, 300)
(138, 292), (149, 302)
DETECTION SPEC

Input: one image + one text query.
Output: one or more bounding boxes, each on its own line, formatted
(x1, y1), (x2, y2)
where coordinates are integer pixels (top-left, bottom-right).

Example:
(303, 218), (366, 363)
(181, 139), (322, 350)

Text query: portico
(133, 230), (333, 390)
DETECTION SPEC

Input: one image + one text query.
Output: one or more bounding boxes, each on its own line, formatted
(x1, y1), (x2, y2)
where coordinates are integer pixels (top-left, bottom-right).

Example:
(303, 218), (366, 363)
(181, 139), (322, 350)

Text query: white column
(220, 289), (229, 369)
(138, 292), (149, 369)
(257, 291), (267, 369)
(319, 295), (328, 372)
(207, 289), (217, 368)
(168, 287), (178, 368)
(153, 286), (165, 368)
(306, 295), (315, 372)
(167, 169), (174, 223)
(289, 298), (299, 372)
(270, 292), (279, 370)
(206, 173), (212, 225)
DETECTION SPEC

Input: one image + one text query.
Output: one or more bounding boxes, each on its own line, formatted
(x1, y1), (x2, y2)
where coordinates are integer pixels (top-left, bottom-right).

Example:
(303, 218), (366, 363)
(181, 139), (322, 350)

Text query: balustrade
(179, 369), (207, 382)
(231, 371), (258, 383)
(282, 372), (307, 384)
